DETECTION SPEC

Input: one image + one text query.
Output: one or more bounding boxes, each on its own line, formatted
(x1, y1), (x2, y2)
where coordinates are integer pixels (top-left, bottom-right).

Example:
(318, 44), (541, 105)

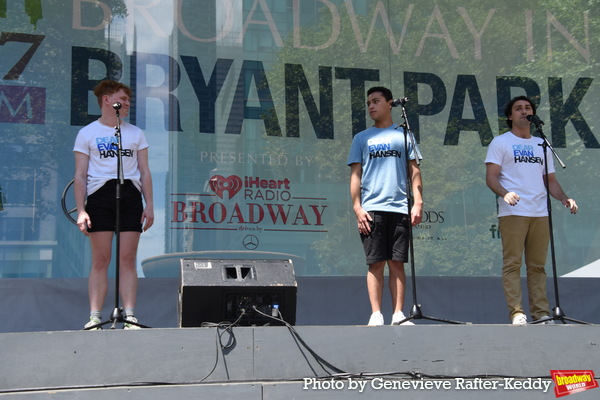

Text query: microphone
(526, 114), (544, 126)
(391, 97), (409, 107)
(112, 102), (122, 110)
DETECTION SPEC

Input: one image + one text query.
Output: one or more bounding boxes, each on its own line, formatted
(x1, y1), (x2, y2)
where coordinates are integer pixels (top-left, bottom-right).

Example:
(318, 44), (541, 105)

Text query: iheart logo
(209, 175), (243, 199)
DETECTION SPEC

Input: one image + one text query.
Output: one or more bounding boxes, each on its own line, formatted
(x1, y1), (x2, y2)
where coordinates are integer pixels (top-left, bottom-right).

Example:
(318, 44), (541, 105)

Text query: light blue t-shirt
(347, 124), (419, 214)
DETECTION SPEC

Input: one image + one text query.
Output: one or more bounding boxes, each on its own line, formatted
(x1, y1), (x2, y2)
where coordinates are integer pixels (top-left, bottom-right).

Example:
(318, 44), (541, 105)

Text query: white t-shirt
(485, 131), (555, 217)
(73, 120), (149, 196)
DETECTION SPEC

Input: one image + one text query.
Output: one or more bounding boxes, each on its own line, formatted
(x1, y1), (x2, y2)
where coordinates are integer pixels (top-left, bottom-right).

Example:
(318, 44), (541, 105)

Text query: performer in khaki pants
(485, 95), (577, 325)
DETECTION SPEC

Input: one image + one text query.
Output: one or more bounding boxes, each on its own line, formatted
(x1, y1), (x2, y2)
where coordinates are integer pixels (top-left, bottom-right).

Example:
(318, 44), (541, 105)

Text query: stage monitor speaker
(178, 258), (297, 327)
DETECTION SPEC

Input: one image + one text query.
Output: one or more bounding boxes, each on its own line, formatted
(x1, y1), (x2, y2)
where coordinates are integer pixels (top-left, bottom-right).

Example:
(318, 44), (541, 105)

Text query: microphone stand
(84, 103), (148, 330)
(529, 119), (589, 325)
(392, 98), (466, 325)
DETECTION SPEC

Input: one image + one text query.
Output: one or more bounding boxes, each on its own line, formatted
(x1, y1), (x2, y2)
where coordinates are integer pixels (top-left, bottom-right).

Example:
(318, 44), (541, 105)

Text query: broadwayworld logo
(551, 370), (598, 397)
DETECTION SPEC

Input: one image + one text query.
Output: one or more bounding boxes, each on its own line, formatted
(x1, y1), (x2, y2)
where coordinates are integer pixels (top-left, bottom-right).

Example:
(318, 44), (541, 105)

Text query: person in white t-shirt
(485, 95), (577, 325)
(74, 80), (154, 330)
(347, 86), (423, 326)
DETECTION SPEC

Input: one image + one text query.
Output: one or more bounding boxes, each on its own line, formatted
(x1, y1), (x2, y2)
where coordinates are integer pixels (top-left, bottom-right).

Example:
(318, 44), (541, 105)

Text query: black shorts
(85, 180), (143, 232)
(360, 211), (409, 265)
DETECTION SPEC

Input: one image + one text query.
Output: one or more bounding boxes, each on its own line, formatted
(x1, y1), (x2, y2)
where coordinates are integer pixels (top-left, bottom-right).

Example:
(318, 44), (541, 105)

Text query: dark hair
(367, 86), (393, 102)
(504, 95), (536, 129)
(93, 80), (132, 108)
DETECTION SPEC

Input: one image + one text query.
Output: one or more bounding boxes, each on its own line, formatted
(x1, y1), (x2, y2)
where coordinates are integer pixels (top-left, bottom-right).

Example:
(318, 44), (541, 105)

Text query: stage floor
(1, 324), (599, 399)
(1, 276), (599, 398)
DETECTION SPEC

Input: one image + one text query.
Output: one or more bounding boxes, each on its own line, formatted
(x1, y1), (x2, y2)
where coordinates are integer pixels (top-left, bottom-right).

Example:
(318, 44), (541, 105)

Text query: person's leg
(524, 217), (551, 320)
(360, 211), (387, 325)
(498, 216), (528, 320)
(367, 261), (386, 314)
(117, 182), (144, 317)
(388, 260), (406, 314)
(88, 231), (114, 312)
(118, 231), (141, 310)
(388, 212), (412, 324)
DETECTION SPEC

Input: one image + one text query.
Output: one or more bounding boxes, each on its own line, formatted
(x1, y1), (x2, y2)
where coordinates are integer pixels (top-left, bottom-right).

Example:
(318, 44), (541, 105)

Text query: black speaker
(178, 258), (297, 327)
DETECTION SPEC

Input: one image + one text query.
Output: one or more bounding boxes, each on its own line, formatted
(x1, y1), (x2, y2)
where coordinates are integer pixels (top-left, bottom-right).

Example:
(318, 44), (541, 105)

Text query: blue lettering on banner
(65, 47), (600, 149)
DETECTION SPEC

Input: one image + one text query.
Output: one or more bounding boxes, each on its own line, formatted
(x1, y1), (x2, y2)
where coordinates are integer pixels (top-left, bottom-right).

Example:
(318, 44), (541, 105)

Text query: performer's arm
(409, 160), (423, 226)
(486, 162), (520, 206)
(137, 148), (155, 231)
(350, 163), (372, 234)
(74, 151), (91, 236)
(546, 173), (578, 214)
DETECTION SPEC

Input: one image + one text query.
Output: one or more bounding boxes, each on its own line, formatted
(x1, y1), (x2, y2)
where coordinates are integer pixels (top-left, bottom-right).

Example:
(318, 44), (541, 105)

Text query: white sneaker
(84, 316), (102, 330)
(124, 316), (142, 330)
(367, 311), (384, 326)
(511, 313), (527, 325)
(391, 311), (415, 325)
(537, 319), (556, 325)
(534, 315), (555, 324)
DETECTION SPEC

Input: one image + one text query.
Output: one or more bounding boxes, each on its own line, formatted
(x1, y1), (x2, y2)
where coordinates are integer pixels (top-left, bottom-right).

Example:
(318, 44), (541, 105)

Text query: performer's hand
(141, 207), (154, 232)
(77, 211), (91, 237)
(503, 192), (520, 206)
(563, 198), (578, 214)
(355, 208), (372, 235)
(411, 202), (423, 226)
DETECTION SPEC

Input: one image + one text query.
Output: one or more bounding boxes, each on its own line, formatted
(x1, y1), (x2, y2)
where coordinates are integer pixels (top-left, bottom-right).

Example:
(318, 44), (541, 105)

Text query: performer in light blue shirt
(347, 86), (423, 326)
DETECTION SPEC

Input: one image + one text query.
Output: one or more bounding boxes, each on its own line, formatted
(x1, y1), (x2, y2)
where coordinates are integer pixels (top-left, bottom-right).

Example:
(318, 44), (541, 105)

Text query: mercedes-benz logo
(243, 234), (259, 250)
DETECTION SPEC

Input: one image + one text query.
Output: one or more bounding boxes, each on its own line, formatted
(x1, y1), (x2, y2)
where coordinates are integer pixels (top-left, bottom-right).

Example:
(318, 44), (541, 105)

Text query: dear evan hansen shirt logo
(513, 144), (543, 165)
(96, 137), (134, 159)
(368, 137), (402, 159)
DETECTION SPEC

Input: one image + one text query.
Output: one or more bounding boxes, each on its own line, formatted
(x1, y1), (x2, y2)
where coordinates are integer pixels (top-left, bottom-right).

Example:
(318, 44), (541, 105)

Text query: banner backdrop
(0, 0), (598, 278)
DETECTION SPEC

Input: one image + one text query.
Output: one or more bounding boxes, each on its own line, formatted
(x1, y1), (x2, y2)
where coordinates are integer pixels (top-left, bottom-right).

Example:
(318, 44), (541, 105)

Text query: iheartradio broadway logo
(172, 174), (324, 227)
(209, 175), (292, 200)
(209, 175), (243, 199)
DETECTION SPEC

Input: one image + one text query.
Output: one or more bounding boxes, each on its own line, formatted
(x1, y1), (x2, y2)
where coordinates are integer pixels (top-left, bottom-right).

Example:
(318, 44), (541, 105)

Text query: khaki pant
(498, 215), (550, 321)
